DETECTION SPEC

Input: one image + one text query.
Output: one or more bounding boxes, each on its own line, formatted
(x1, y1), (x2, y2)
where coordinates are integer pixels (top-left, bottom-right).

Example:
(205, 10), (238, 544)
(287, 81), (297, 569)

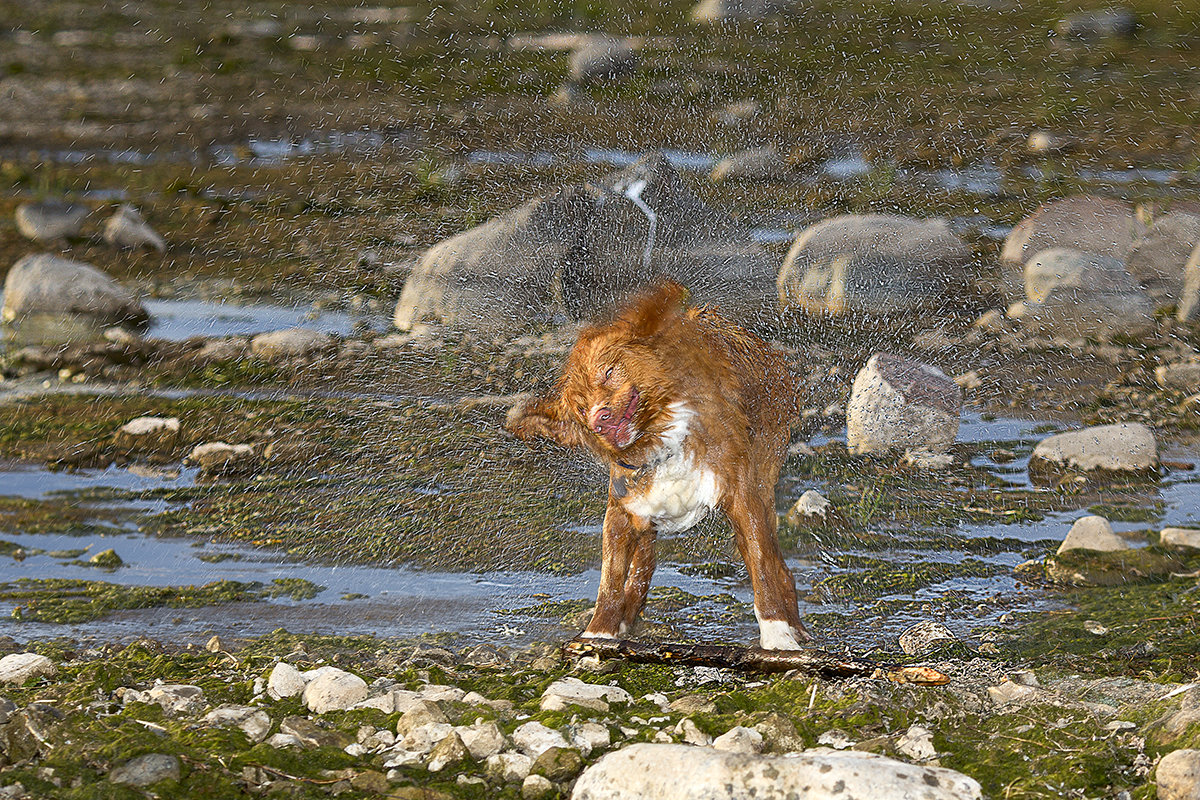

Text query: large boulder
(846, 353), (962, 456)
(1011, 247), (1154, 337)
(776, 214), (972, 317)
(1126, 212), (1200, 309)
(15, 200), (90, 241)
(570, 744), (982, 800)
(394, 153), (779, 335)
(1001, 195), (1145, 267)
(2, 254), (148, 328)
(1030, 423), (1158, 474)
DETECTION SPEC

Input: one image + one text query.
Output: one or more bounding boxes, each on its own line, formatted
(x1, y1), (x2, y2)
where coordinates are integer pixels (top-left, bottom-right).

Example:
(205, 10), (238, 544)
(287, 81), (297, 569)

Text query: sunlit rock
(102, 204), (166, 251)
(1157, 749), (1200, 800)
(196, 336), (250, 362)
(1160, 528), (1200, 552)
(1126, 212), (1200, 309)
(113, 416), (180, 454)
(570, 744), (983, 800)
(267, 662), (305, 699)
(571, 721), (613, 754)
(202, 704), (271, 743)
(394, 153), (778, 335)
(148, 684), (206, 715)
(987, 681), (1041, 706)
(1181, 241), (1200, 321)
(302, 668), (368, 713)
(1056, 7), (1137, 38)
(710, 146), (788, 183)
(0, 653), (56, 685)
(1001, 195), (1144, 269)
(250, 328), (332, 360)
(1030, 423), (1158, 474)
(898, 621), (958, 655)
(785, 489), (831, 524)
(689, 0), (794, 24)
(428, 731), (470, 772)
(540, 677), (631, 712)
(896, 724), (938, 761)
(15, 200), (89, 241)
(2, 253), (148, 329)
(396, 700), (449, 738)
(777, 214), (972, 317)
(88, 548), (123, 567)
(846, 353), (961, 456)
(486, 752), (535, 784)
(711, 726), (763, 754)
(523, 774), (557, 800)
(280, 716), (352, 749)
(1012, 247), (1154, 338)
(569, 38), (638, 85)
(185, 441), (258, 475)
(514, 721), (571, 758)
(455, 720), (506, 760)
(1058, 516), (1127, 554)
(1026, 130), (1075, 155)
(1156, 361), (1200, 392)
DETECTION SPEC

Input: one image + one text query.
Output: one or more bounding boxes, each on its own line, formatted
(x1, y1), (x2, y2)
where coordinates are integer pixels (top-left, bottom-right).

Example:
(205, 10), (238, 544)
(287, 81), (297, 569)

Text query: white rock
(186, 441), (258, 474)
(344, 743), (368, 757)
(1126, 212), (1200, 307)
(675, 719), (711, 746)
(895, 724), (938, 761)
(903, 450), (955, 469)
(114, 416), (180, 452)
(1161, 528), (1200, 551)
(456, 720), (507, 760)
(421, 684), (467, 703)
(1181, 240), (1200, 321)
(987, 682), (1040, 706)
(642, 693), (671, 711)
(267, 733), (304, 749)
(486, 752), (535, 784)
(570, 743), (982, 800)
(572, 721), (613, 753)
(201, 704), (271, 742)
(103, 204), (166, 251)
(1157, 362), (1200, 393)
(513, 721), (571, 757)
(788, 490), (831, 519)
(15, 201), (90, 241)
(690, 0), (794, 23)
(1157, 748), (1200, 800)
(250, 328), (332, 360)
(267, 662), (306, 699)
(846, 353), (962, 456)
(1032, 423), (1158, 473)
(302, 668), (369, 714)
(711, 726), (763, 754)
(1058, 516), (1128, 555)
(1016, 248), (1154, 337)
(1001, 195), (1144, 268)
(898, 621), (958, 655)
(148, 684), (206, 715)
(541, 678), (632, 712)
(816, 730), (855, 750)
(0, 653), (56, 684)
(402, 721), (453, 754)
(2, 253), (147, 326)
(523, 773), (557, 800)
(710, 146), (787, 183)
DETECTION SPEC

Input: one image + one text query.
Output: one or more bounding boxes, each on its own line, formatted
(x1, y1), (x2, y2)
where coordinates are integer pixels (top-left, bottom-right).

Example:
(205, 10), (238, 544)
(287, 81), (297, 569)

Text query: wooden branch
(562, 638), (949, 685)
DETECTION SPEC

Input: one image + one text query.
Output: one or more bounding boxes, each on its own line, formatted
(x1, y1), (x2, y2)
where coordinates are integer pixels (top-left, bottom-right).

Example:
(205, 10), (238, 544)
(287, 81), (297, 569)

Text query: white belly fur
(621, 403), (720, 534)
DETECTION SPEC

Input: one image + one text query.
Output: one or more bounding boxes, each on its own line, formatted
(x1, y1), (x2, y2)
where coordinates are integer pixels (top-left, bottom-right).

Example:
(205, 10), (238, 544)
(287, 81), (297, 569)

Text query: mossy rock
(1045, 548), (1184, 587)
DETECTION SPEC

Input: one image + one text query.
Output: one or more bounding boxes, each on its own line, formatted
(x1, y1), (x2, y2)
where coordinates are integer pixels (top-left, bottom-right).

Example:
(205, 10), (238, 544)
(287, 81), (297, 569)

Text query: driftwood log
(562, 638), (950, 685)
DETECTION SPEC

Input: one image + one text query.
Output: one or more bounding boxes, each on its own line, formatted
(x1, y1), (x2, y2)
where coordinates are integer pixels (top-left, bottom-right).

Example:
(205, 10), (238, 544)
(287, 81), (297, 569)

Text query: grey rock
(1058, 516), (1128, 555)
(2, 254), (148, 327)
(15, 201), (90, 241)
(302, 668), (368, 714)
(1160, 528), (1200, 552)
(778, 214), (972, 317)
(201, 704), (271, 743)
(185, 441), (258, 475)
(148, 684), (206, 715)
(533, 745), (585, 782)
(569, 38), (638, 85)
(197, 336), (250, 362)
(1031, 423), (1158, 473)
(541, 677), (631, 712)
(689, 0), (794, 23)
(1126, 212), (1200, 307)
(396, 700), (449, 737)
(1156, 362), (1200, 392)
(1157, 749), (1200, 800)
(898, 621), (958, 655)
(428, 731), (471, 772)
(0, 653), (56, 685)
(250, 328), (332, 360)
(1001, 195), (1144, 268)
(846, 353), (962, 456)
(456, 720), (506, 760)
(710, 146), (787, 183)
(113, 416), (180, 453)
(514, 721), (571, 757)
(1057, 7), (1138, 38)
(1015, 247), (1154, 337)
(110, 753), (180, 786)
(523, 774), (557, 800)
(394, 153), (779, 335)
(102, 204), (166, 251)
(711, 726), (763, 754)
(570, 743), (982, 800)
(267, 661), (305, 699)
(895, 724), (938, 761)
(486, 752), (535, 784)
(785, 489), (831, 523)
(279, 716), (352, 749)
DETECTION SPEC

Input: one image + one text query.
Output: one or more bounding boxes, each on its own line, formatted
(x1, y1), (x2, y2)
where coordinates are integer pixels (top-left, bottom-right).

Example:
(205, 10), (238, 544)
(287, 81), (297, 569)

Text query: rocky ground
(3, 0), (1200, 797)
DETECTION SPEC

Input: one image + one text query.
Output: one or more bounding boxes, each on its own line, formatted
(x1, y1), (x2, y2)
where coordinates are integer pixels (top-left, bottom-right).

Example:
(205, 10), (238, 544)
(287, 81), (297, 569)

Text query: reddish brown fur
(507, 282), (809, 646)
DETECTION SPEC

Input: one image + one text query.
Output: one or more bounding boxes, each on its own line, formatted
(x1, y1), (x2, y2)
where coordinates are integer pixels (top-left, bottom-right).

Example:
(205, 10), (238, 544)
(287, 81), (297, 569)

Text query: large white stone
(711, 726), (763, 754)
(1016, 247), (1154, 337)
(541, 678), (632, 712)
(1157, 749), (1200, 800)
(846, 353), (961, 455)
(202, 704), (272, 742)
(1001, 195), (1144, 267)
(302, 668), (368, 713)
(0, 653), (56, 684)
(513, 721), (571, 757)
(148, 684), (206, 715)
(16, 201), (90, 241)
(1161, 528), (1200, 552)
(250, 328), (332, 360)
(267, 662), (306, 699)
(1126, 212), (1200, 306)
(102, 204), (166, 251)
(1057, 516), (1128, 555)
(455, 720), (507, 760)
(570, 744), (982, 800)
(1032, 423), (1158, 473)
(2, 253), (147, 326)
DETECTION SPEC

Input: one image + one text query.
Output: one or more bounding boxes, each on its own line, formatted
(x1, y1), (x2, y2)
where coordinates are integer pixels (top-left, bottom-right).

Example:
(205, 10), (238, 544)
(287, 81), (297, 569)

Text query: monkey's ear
(505, 394), (588, 449)
(619, 280), (689, 340)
